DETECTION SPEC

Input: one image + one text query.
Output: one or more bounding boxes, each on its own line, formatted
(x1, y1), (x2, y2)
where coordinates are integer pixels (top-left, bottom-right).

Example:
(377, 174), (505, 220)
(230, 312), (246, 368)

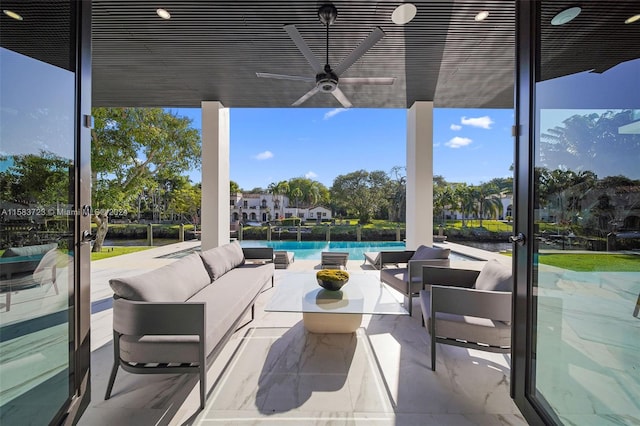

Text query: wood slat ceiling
(90, 0), (516, 108)
(3, 1), (637, 109)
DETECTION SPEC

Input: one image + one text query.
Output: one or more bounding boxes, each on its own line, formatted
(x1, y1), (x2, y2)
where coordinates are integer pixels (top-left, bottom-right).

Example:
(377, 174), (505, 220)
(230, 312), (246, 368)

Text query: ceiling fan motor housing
(316, 71), (339, 92)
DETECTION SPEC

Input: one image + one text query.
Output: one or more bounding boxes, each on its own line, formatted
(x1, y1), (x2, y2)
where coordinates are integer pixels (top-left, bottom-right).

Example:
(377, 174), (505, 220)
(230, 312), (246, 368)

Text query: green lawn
(538, 253), (640, 272)
(496, 251), (639, 272)
(91, 246), (152, 261)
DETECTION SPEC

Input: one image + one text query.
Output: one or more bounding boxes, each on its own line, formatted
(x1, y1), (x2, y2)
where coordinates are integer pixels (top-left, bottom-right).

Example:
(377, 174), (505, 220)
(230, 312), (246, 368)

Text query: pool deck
(79, 241), (526, 425)
(89, 240), (507, 351)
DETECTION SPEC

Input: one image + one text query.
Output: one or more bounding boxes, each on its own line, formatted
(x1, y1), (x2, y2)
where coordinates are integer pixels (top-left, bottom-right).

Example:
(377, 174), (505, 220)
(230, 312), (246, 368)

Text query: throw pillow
(200, 241), (245, 280)
(110, 253), (211, 302)
(474, 259), (513, 292)
(409, 244), (450, 261)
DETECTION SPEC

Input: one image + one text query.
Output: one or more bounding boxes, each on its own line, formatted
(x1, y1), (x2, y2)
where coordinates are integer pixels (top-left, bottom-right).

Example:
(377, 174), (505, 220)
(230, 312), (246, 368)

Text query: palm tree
(455, 184), (476, 227)
(276, 180), (289, 219)
(476, 183), (503, 227)
(291, 187), (303, 218)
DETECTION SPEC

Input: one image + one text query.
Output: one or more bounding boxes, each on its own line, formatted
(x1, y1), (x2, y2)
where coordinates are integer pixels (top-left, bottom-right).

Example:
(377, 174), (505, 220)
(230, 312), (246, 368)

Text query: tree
(0, 152), (71, 208)
(168, 181), (201, 224)
(386, 166), (406, 223)
(330, 170), (389, 224)
(91, 107), (201, 251)
(230, 180), (241, 194)
(540, 110), (640, 179)
(291, 187), (303, 217)
(476, 182), (503, 227)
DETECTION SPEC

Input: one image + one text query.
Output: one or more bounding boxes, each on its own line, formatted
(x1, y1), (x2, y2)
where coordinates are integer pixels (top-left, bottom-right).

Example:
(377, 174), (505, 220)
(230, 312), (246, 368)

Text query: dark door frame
(512, 2), (560, 424)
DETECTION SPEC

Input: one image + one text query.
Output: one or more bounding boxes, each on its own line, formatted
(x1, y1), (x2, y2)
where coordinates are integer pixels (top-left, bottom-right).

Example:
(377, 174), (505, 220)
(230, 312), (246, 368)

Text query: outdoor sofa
(105, 241), (274, 408)
(378, 245), (451, 315)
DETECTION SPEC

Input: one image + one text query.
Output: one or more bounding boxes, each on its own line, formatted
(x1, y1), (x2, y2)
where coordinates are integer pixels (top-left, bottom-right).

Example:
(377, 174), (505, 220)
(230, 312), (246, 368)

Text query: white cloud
(253, 150), (274, 160)
(461, 115), (494, 129)
(450, 124), (462, 131)
(305, 171), (318, 179)
(323, 108), (348, 120)
(445, 136), (473, 149)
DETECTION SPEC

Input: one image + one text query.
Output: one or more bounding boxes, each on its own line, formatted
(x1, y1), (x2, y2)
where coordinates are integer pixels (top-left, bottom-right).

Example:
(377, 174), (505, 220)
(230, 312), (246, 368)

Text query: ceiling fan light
(625, 14), (640, 24)
(392, 3), (417, 25)
(156, 8), (171, 20)
(474, 11), (489, 21)
(3, 9), (23, 20)
(551, 7), (581, 26)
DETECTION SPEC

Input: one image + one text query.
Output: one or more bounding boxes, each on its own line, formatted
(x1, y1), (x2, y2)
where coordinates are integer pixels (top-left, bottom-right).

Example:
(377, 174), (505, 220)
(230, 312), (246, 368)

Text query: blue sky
(171, 107), (514, 190)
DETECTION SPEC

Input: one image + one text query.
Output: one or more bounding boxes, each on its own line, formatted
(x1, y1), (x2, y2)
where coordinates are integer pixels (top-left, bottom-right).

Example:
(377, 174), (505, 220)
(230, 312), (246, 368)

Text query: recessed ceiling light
(475, 11), (490, 22)
(392, 3), (417, 25)
(3, 9), (23, 21)
(551, 7), (581, 26)
(625, 14), (640, 24)
(156, 8), (171, 20)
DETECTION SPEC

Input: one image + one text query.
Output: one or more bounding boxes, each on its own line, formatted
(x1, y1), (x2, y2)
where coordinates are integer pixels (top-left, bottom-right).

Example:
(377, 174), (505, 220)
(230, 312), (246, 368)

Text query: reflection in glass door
(518, 2), (640, 424)
(0, 1), (90, 423)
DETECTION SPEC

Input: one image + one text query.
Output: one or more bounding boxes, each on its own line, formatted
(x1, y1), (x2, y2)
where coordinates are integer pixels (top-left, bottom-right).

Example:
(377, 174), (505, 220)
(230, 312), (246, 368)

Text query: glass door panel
(0, 1), (79, 423)
(530, 2), (640, 423)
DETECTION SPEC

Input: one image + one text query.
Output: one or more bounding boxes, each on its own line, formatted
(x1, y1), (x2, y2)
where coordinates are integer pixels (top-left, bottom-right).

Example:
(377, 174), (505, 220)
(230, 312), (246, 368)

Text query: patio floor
(78, 241), (525, 425)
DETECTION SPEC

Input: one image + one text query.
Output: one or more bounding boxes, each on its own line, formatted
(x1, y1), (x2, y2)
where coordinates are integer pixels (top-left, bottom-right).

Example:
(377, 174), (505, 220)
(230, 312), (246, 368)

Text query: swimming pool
(240, 240), (471, 261)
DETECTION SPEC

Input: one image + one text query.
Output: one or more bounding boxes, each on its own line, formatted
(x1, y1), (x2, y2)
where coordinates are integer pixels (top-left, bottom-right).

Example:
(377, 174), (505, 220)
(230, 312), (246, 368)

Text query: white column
(201, 101), (230, 250)
(406, 101), (434, 249)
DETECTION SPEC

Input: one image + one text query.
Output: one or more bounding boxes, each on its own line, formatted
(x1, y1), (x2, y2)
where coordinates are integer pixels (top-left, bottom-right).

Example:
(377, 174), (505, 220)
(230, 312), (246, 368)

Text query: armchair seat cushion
(429, 312), (511, 348)
(380, 267), (423, 294)
(120, 335), (200, 364)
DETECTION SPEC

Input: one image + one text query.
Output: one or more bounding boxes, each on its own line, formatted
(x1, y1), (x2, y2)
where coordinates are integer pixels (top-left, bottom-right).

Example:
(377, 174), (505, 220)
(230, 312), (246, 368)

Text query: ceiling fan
(256, 3), (395, 108)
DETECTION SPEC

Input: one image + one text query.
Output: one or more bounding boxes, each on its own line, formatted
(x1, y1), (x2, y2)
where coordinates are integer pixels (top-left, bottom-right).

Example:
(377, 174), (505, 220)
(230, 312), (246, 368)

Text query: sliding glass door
(0, 1), (92, 424)
(514, 1), (640, 424)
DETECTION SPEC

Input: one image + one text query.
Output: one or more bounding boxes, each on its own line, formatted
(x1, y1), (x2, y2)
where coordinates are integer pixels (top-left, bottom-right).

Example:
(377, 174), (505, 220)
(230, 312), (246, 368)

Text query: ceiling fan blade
(333, 27), (385, 76)
(256, 72), (315, 83)
(331, 88), (353, 108)
(284, 24), (324, 74)
(292, 86), (320, 106)
(339, 77), (396, 85)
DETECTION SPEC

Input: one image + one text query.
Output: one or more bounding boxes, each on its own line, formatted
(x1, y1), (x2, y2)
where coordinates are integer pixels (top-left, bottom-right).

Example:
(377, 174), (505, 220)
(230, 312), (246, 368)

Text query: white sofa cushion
(110, 253), (211, 302)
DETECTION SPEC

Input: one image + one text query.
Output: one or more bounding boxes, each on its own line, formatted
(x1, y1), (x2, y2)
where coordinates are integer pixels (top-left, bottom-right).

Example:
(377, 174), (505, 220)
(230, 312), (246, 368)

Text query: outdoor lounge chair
(0, 245), (62, 311)
(363, 250), (410, 270)
(274, 251), (295, 269)
(419, 259), (513, 371)
(379, 245), (450, 315)
(321, 251), (349, 269)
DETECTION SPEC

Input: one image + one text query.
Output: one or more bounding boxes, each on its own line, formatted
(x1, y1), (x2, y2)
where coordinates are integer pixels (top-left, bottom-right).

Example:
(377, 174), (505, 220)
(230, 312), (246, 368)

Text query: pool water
(240, 240), (470, 261)
(159, 241), (471, 261)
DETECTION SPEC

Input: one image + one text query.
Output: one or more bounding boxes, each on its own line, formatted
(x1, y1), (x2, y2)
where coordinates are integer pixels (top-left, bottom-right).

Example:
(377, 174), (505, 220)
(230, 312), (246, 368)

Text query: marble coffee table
(265, 271), (408, 333)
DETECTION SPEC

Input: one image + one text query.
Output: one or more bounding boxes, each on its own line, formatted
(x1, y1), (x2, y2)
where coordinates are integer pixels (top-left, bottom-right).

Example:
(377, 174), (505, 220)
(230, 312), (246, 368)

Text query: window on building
(243, 200), (248, 208)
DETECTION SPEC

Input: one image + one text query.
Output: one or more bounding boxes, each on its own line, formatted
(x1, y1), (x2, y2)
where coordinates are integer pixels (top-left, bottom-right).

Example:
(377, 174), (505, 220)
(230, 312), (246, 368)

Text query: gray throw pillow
(474, 259), (513, 292)
(410, 245), (450, 261)
(109, 253), (211, 302)
(200, 241), (245, 280)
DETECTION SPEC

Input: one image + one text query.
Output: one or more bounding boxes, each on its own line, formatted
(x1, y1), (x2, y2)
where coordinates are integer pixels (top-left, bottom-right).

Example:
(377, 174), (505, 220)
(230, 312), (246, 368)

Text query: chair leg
(104, 362), (119, 400)
(430, 316), (436, 371)
(105, 331), (121, 399)
(199, 365), (206, 409)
